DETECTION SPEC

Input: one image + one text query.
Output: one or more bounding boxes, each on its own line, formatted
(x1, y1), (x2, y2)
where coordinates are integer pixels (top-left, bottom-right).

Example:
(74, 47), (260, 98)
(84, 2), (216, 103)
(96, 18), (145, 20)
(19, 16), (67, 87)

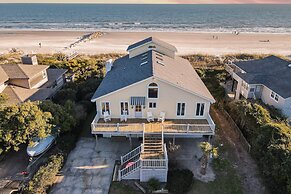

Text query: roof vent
(157, 60), (164, 66)
(141, 61), (148, 66)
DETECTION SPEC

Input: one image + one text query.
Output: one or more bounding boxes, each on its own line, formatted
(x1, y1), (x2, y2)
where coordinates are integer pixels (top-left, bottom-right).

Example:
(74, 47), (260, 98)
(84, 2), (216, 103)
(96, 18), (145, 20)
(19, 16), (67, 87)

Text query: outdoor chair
(158, 112), (166, 122)
(120, 110), (128, 122)
(103, 111), (111, 122)
(147, 111), (154, 122)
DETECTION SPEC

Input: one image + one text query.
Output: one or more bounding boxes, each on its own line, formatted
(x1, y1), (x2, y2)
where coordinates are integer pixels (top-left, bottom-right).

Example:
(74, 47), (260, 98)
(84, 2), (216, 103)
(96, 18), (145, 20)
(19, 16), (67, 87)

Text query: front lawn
(109, 182), (141, 194)
(188, 158), (243, 194)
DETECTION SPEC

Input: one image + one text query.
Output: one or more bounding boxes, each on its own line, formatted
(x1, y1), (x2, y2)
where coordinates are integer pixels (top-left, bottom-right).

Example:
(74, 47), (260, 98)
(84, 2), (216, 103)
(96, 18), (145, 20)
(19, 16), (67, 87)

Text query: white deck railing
(119, 144), (168, 180)
(225, 64), (234, 75)
(91, 114), (215, 135)
(119, 159), (141, 180)
(121, 144), (143, 164)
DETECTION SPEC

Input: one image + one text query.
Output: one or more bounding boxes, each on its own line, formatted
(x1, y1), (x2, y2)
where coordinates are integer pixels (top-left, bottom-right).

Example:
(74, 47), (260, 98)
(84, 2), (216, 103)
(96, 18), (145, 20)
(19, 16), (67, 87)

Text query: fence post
(187, 124), (190, 133)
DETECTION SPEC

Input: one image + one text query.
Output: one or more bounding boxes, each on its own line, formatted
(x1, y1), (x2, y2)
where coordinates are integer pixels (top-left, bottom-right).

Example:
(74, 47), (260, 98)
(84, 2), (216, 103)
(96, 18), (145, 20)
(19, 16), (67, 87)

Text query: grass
(188, 158), (243, 194)
(80, 110), (96, 137)
(109, 182), (141, 194)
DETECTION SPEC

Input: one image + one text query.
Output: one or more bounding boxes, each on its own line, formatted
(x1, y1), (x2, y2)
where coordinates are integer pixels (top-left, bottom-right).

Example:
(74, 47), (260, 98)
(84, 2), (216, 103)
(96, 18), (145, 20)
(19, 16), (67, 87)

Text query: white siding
(95, 77), (211, 120)
(140, 168), (167, 182)
(0, 83), (7, 93)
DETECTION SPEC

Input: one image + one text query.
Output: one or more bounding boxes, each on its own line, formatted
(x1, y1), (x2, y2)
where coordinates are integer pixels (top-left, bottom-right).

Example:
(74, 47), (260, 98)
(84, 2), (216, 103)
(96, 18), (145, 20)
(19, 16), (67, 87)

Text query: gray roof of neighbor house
(91, 50), (215, 102)
(0, 66), (9, 84)
(0, 64), (48, 79)
(126, 37), (178, 52)
(234, 55), (291, 98)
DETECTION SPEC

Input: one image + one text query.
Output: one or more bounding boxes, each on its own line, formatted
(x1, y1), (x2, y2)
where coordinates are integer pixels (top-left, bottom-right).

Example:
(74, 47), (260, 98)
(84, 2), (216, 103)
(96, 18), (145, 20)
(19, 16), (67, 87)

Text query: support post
(95, 135), (98, 148)
(129, 135), (132, 149)
(173, 135), (175, 145)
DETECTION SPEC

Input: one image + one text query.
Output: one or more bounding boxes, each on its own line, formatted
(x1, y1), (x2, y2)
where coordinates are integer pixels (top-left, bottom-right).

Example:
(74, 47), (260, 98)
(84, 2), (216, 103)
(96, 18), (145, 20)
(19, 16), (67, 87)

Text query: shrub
(166, 169), (193, 194)
(25, 154), (64, 194)
(147, 178), (160, 191)
(226, 100), (291, 194)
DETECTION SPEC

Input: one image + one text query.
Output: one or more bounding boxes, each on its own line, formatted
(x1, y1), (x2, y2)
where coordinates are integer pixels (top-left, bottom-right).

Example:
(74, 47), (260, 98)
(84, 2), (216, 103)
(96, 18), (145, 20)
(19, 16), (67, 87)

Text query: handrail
(120, 159), (141, 178)
(141, 159), (167, 168)
(121, 144), (142, 164)
(92, 117), (215, 134)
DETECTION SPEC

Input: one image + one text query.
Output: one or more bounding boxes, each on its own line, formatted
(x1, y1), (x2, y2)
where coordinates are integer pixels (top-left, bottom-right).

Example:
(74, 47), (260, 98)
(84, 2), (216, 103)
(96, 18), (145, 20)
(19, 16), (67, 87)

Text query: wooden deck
(92, 117), (214, 135)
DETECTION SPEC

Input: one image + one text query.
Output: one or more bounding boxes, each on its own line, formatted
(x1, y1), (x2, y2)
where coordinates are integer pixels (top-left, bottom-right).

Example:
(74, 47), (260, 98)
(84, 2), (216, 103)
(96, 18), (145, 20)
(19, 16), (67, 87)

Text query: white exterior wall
(95, 77), (211, 120)
(140, 168), (167, 182)
(0, 83), (7, 93)
(260, 86), (291, 119)
(283, 98), (291, 120)
(129, 43), (175, 59)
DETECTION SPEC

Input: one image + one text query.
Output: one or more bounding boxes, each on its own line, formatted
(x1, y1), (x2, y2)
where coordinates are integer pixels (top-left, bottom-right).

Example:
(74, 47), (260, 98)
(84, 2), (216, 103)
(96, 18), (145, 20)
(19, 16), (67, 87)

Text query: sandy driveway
(50, 137), (132, 194)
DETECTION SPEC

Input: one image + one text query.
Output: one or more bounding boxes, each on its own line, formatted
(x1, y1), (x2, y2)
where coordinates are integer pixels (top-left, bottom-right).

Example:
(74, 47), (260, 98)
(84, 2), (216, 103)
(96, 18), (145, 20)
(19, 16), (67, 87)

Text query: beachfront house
(0, 55), (67, 105)
(91, 37), (216, 182)
(226, 56), (291, 120)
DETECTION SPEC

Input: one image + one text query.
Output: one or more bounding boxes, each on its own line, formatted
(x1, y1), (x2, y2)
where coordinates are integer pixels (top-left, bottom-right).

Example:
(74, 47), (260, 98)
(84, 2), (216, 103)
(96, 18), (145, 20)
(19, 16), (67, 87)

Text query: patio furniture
(120, 110), (128, 122)
(158, 112), (166, 122)
(147, 111), (154, 122)
(103, 111), (111, 122)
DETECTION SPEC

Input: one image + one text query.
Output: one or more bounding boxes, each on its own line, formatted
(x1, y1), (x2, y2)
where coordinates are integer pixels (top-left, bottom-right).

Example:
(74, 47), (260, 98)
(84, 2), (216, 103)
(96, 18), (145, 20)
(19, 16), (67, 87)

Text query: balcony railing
(91, 114), (215, 135)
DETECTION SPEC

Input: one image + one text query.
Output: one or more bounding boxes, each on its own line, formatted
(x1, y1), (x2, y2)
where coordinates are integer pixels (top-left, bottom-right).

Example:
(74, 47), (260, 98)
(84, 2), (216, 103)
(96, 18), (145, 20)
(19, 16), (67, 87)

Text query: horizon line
(0, 2), (290, 4)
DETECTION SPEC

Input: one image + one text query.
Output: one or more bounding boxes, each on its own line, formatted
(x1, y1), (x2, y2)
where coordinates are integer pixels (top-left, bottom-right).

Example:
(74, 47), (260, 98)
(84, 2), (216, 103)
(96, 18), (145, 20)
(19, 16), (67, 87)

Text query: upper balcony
(91, 114), (215, 137)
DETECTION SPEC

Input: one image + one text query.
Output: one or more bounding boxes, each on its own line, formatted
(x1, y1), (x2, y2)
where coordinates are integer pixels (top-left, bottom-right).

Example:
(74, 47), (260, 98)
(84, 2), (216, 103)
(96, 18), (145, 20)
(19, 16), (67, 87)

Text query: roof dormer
(127, 37), (177, 59)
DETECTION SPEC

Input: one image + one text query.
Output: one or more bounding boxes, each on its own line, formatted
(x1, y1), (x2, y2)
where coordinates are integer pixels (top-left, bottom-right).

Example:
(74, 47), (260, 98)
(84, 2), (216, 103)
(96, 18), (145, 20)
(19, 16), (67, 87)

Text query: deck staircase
(117, 124), (168, 182)
(142, 124), (164, 159)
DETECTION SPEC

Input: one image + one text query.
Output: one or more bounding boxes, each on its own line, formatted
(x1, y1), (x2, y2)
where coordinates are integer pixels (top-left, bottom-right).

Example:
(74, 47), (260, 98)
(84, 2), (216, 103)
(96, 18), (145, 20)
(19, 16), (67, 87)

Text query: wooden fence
(214, 105), (251, 152)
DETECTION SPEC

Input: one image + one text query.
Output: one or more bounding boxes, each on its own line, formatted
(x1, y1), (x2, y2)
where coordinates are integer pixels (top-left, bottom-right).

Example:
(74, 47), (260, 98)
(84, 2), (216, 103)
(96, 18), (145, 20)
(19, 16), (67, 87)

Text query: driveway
(50, 137), (133, 194)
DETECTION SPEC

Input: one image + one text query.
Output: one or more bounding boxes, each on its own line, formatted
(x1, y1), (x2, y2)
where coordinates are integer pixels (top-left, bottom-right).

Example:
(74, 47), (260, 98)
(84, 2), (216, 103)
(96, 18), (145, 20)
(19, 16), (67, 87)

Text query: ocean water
(0, 4), (291, 33)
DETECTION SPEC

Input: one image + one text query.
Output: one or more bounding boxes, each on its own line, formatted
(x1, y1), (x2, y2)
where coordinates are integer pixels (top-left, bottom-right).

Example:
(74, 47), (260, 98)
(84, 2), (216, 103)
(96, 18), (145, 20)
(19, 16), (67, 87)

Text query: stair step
(143, 145), (163, 149)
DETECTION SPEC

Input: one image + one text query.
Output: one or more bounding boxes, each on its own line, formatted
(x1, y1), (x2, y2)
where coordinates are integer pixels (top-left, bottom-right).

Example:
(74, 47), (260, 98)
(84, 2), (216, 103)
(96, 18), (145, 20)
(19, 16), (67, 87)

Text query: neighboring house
(226, 55), (291, 120)
(90, 37), (216, 182)
(0, 55), (67, 105)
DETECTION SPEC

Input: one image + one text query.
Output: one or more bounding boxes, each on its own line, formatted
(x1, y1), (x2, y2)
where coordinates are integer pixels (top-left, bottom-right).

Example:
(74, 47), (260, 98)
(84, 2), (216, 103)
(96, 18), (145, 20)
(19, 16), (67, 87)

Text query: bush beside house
(226, 100), (291, 194)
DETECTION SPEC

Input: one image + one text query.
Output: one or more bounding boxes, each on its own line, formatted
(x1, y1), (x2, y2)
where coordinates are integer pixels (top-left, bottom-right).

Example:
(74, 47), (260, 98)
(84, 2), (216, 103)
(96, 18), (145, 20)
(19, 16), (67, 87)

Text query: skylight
(140, 61), (148, 66)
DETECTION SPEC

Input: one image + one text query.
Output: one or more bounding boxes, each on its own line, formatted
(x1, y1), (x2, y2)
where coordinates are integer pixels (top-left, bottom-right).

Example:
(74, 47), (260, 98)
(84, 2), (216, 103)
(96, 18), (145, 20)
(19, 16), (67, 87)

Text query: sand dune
(0, 30), (290, 56)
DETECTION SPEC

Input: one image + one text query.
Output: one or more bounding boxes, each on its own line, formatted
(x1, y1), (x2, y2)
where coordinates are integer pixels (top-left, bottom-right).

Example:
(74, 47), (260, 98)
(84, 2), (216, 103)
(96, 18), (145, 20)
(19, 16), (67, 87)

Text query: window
(148, 83), (158, 98)
(177, 103), (186, 116)
(149, 102), (157, 109)
(196, 103), (205, 116)
(242, 81), (249, 90)
(270, 91), (279, 102)
(250, 88), (255, 93)
(101, 102), (110, 115)
(42, 71), (47, 78)
(120, 101), (129, 115)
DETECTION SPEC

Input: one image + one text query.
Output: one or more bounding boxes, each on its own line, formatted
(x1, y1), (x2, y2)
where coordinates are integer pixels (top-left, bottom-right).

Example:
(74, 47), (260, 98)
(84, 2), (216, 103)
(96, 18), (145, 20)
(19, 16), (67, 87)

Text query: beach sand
(0, 30), (290, 56)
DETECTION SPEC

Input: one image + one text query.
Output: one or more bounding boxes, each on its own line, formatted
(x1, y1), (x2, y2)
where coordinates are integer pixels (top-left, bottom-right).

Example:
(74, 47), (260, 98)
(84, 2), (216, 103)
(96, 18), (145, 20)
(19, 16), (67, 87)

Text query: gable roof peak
(126, 36), (177, 52)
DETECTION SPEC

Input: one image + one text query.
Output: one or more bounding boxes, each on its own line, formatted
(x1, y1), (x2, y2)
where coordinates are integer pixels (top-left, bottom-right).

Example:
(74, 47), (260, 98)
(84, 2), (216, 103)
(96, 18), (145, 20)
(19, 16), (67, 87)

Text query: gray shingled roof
(126, 37), (177, 52)
(91, 50), (214, 102)
(234, 56), (291, 98)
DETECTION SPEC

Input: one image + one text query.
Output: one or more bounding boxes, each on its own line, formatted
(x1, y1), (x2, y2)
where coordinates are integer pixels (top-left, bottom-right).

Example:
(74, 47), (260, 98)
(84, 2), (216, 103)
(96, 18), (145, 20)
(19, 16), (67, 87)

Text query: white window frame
(270, 91), (279, 102)
(195, 103), (205, 117)
(176, 102), (186, 117)
(42, 71), (47, 78)
(120, 101), (129, 115)
(147, 83), (159, 99)
(100, 101), (110, 115)
(149, 102), (157, 109)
